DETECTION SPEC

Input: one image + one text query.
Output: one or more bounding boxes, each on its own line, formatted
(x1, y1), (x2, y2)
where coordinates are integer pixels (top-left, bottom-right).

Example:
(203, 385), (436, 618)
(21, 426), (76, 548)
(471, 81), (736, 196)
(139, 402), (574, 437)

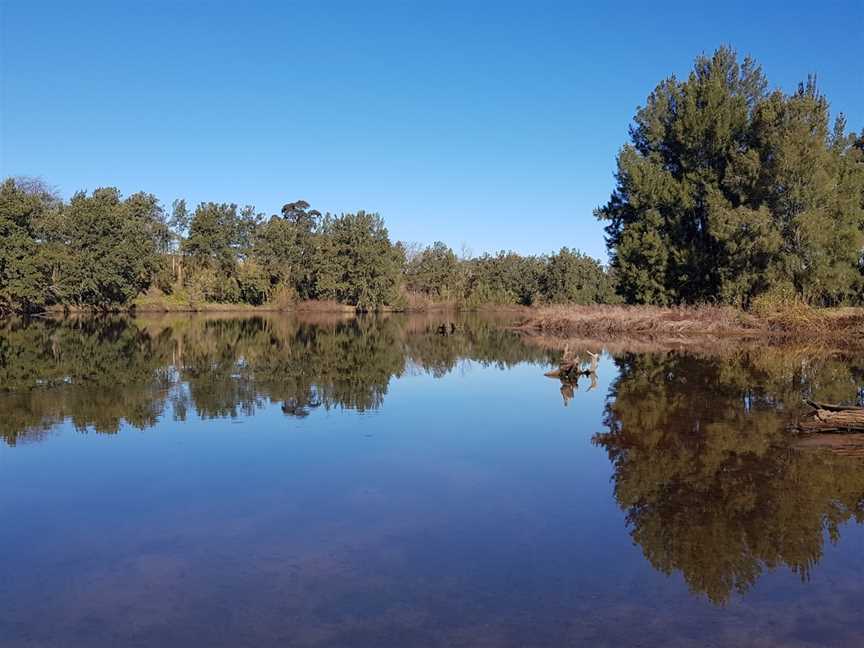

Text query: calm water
(1, 314), (864, 647)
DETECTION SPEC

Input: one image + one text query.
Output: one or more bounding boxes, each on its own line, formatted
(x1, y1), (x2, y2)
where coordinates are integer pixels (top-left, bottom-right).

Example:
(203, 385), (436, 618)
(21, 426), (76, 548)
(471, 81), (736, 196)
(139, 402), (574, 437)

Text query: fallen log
(794, 400), (864, 433)
(804, 399), (863, 412)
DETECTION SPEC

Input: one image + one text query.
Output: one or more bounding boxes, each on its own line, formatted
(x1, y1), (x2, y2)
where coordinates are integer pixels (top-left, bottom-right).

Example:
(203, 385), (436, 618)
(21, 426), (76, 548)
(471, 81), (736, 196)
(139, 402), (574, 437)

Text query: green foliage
(463, 252), (544, 305)
(5, 48), (862, 312)
(55, 188), (166, 308)
(455, 249), (617, 306)
(598, 47), (864, 307)
(0, 179), (618, 312)
(179, 202), (264, 303)
(237, 261), (271, 305)
(312, 211), (404, 309)
(543, 247), (620, 304)
(169, 198), (190, 238)
(253, 215), (300, 291)
(0, 178), (55, 314)
(280, 200), (321, 299)
(187, 266), (240, 304)
(183, 202), (251, 276)
(404, 241), (462, 299)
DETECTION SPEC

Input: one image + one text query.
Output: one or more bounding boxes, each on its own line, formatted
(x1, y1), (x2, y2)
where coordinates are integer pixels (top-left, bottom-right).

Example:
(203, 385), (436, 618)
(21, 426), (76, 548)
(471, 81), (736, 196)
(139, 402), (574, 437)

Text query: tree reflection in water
(594, 351), (864, 605)
(0, 313), (552, 444)
(5, 316), (864, 607)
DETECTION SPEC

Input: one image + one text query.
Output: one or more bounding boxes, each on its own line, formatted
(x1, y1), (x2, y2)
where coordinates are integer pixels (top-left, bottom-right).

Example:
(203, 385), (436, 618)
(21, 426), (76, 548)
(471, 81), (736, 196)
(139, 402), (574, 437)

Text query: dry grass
(517, 303), (864, 346)
(520, 331), (732, 356)
(519, 304), (758, 336)
(131, 292), (357, 314)
(401, 291), (459, 312)
(292, 299), (357, 313)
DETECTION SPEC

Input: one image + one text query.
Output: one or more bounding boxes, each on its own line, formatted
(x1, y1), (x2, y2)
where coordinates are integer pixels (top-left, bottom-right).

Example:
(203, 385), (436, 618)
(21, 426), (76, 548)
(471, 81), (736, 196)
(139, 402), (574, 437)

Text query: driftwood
(547, 347), (599, 406)
(794, 400), (864, 434)
(436, 323), (457, 336)
(544, 346), (599, 380)
(558, 371), (598, 405)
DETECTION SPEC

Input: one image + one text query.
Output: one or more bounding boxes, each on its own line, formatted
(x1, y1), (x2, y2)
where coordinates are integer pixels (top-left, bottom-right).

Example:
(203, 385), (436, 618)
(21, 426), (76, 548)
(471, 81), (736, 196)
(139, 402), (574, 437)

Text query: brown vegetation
(130, 293), (381, 314)
(517, 304), (864, 346)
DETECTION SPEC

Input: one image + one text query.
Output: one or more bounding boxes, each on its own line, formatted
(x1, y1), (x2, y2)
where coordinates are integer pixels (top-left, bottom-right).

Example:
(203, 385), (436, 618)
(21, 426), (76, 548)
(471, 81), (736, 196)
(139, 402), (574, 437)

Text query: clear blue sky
(1, 1), (861, 260)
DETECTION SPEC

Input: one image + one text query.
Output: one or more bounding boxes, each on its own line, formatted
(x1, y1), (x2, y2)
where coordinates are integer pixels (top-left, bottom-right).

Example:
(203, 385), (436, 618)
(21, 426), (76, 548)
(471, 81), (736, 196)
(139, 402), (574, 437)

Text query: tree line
(0, 179), (617, 315)
(5, 46), (861, 314)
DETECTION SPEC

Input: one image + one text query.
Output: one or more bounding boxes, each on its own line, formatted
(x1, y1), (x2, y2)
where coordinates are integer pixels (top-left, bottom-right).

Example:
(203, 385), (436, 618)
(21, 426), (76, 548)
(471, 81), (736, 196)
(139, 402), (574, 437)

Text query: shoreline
(513, 304), (864, 350)
(10, 302), (864, 351)
(13, 299), (528, 318)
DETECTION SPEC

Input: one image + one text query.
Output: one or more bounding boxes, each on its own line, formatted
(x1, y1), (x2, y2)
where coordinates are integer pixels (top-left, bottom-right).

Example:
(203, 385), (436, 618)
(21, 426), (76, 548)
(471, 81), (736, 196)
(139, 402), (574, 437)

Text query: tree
(312, 211), (403, 309)
(464, 252), (545, 305)
(55, 188), (166, 308)
(0, 177), (623, 311)
(742, 82), (864, 305)
(183, 202), (236, 275)
(280, 200), (320, 299)
(542, 247), (618, 304)
(0, 178), (56, 314)
(404, 241), (461, 298)
(253, 213), (302, 296)
(597, 46), (864, 306)
(181, 202), (262, 302)
(169, 198), (190, 240)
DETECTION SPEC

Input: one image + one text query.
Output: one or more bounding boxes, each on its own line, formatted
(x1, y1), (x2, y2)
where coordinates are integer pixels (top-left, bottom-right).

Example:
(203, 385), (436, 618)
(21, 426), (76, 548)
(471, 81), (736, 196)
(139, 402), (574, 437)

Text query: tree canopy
(0, 179), (614, 313)
(598, 46), (864, 307)
(0, 178), (55, 314)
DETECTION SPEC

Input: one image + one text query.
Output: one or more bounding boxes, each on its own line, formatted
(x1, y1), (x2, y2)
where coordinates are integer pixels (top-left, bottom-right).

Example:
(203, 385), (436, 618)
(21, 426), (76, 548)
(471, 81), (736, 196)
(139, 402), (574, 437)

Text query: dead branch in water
(544, 348), (599, 380)
(557, 366), (598, 406)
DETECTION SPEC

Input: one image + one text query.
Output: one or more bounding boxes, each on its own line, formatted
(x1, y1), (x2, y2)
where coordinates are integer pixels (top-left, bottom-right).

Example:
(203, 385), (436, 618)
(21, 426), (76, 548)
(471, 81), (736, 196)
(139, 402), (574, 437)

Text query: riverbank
(24, 298), (864, 351)
(34, 293), (526, 316)
(515, 304), (864, 347)
(130, 293), (357, 314)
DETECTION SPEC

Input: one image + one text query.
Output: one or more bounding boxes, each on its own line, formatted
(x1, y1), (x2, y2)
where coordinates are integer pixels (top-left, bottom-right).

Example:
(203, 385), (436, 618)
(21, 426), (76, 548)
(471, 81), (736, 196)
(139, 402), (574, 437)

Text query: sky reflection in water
(1, 314), (864, 647)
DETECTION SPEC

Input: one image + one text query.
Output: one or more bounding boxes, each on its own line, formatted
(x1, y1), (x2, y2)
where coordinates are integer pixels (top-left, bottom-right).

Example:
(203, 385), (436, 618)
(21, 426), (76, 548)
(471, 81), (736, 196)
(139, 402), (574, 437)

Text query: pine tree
(598, 47), (864, 306)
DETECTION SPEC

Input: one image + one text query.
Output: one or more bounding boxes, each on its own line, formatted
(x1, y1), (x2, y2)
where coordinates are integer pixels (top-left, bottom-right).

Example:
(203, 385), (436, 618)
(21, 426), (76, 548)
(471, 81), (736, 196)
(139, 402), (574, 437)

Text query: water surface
(1, 314), (863, 647)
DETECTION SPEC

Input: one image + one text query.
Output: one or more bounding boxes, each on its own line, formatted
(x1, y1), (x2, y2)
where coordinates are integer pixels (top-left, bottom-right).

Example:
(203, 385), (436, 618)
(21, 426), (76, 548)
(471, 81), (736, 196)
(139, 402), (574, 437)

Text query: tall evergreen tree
(598, 47), (864, 306)
(281, 200), (320, 299)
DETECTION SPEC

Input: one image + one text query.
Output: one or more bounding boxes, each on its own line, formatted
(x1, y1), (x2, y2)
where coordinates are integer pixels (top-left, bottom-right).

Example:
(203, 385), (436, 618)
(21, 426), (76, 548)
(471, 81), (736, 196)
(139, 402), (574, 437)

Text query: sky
(1, 1), (862, 261)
